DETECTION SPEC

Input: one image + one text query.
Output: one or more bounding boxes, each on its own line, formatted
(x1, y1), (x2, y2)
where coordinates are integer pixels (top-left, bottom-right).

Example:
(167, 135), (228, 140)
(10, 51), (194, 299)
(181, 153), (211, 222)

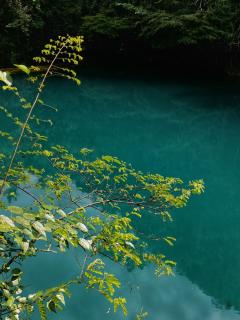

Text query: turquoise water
(2, 71), (240, 319)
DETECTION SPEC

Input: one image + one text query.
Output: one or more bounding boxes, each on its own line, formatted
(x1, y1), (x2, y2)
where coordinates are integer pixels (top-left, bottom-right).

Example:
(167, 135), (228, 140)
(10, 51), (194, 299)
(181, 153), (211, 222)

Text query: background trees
(1, 0), (240, 73)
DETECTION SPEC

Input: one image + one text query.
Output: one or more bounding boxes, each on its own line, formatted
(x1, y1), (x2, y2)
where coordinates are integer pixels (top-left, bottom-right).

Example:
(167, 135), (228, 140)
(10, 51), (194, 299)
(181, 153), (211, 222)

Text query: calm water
(2, 70), (240, 319)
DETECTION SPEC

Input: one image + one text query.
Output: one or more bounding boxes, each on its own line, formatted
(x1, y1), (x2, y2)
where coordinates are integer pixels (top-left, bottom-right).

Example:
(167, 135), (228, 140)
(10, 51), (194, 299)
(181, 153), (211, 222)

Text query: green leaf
(56, 293), (65, 305)
(113, 297), (127, 316)
(47, 300), (57, 313)
(80, 148), (93, 155)
(163, 236), (176, 246)
(0, 225), (12, 232)
(78, 238), (92, 251)
(125, 241), (135, 249)
(7, 206), (24, 214)
(6, 296), (14, 307)
(0, 215), (15, 229)
(0, 71), (12, 86)
(14, 64), (31, 75)
(76, 222), (88, 233)
(37, 301), (47, 320)
(32, 221), (47, 237)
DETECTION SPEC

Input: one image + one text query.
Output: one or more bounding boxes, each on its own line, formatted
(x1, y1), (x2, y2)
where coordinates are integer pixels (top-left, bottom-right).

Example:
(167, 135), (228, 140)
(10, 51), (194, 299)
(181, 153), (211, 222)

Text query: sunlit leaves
(78, 238), (93, 251)
(32, 221), (46, 238)
(189, 179), (205, 194)
(32, 35), (84, 86)
(143, 253), (176, 277)
(113, 297), (127, 316)
(0, 34), (204, 320)
(7, 206), (24, 215)
(14, 64), (31, 75)
(85, 259), (124, 306)
(80, 147), (93, 155)
(0, 215), (15, 232)
(76, 222), (88, 233)
(163, 236), (176, 246)
(0, 70), (12, 86)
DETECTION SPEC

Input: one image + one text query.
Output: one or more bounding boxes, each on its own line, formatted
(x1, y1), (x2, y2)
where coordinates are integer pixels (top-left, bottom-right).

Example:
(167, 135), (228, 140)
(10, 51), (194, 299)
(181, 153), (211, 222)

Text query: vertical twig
(0, 42), (66, 197)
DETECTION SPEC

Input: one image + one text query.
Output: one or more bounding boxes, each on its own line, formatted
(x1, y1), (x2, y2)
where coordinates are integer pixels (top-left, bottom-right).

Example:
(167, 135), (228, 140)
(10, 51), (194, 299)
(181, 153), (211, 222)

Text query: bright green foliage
(13, 64), (30, 75)
(0, 35), (204, 319)
(32, 35), (83, 86)
(0, 71), (12, 87)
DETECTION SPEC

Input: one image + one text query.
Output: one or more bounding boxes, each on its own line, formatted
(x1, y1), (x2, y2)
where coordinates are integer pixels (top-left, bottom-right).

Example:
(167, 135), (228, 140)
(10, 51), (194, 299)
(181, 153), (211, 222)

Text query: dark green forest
(1, 0), (240, 74)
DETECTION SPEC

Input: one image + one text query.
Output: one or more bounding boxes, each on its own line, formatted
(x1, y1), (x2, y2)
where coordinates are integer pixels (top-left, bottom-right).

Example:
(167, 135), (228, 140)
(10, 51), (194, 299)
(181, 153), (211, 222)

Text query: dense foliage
(1, 0), (240, 71)
(0, 35), (204, 319)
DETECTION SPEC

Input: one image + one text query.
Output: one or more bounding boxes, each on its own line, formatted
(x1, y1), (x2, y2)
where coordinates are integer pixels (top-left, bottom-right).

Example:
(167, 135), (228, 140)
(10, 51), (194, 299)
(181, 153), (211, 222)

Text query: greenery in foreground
(1, 0), (240, 69)
(0, 35), (204, 319)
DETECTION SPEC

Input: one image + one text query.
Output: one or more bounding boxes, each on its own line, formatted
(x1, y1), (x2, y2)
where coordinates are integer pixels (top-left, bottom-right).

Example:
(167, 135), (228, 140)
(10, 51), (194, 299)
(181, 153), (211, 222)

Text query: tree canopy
(1, 1), (240, 72)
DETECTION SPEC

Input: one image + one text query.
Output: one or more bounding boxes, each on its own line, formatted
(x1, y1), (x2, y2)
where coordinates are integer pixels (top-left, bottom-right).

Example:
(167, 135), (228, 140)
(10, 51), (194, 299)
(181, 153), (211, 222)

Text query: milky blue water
(2, 70), (240, 319)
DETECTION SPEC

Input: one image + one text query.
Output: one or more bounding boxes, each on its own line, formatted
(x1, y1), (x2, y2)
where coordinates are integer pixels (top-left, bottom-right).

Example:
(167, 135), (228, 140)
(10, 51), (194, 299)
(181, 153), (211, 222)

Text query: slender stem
(80, 253), (88, 279)
(0, 44), (66, 197)
(11, 183), (46, 209)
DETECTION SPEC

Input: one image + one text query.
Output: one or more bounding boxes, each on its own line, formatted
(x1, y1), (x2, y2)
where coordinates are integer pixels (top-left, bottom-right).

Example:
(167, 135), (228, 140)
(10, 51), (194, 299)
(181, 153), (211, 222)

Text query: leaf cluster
(0, 36), (204, 319)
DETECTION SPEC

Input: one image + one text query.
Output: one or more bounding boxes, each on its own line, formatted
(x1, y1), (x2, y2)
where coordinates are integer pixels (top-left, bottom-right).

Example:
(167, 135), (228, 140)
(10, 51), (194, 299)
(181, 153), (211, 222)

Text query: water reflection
(129, 268), (240, 320)
(25, 249), (240, 320)
(13, 177), (240, 320)
(2, 72), (240, 318)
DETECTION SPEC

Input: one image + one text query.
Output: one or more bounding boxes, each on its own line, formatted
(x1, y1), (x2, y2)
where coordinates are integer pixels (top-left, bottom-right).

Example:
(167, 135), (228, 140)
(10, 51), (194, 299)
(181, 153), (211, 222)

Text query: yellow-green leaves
(163, 236), (176, 246)
(78, 238), (92, 251)
(32, 35), (83, 86)
(189, 179), (205, 194)
(56, 208), (67, 217)
(0, 34), (205, 320)
(7, 205), (24, 215)
(56, 292), (65, 306)
(85, 259), (125, 312)
(144, 253), (176, 277)
(14, 64), (31, 75)
(0, 135), (204, 318)
(80, 147), (93, 155)
(76, 222), (88, 233)
(32, 221), (47, 238)
(21, 240), (30, 253)
(125, 241), (135, 249)
(0, 70), (12, 86)
(113, 297), (127, 316)
(0, 215), (15, 232)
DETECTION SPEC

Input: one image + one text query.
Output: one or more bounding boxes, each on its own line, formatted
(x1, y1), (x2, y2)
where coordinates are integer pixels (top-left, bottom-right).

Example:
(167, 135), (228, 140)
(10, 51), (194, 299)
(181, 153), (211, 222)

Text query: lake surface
(2, 70), (240, 319)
